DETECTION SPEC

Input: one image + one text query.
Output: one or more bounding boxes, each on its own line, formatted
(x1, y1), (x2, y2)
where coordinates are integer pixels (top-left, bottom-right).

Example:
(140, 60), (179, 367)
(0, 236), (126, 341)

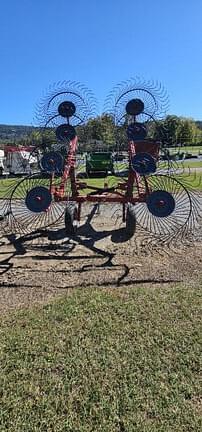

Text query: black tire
(65, 203), (77, 235)
(125, 204), (136, 237)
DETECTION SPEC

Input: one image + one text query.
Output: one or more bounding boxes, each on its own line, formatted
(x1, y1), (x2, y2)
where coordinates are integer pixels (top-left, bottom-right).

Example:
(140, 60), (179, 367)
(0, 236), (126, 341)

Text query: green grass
(159, 160), (202, 169)
(0, 176), (122, 199)
(164, 146), (202, 155)
(0, 284), (201, 431)
(177, 173), (202, 190)
(82, 173), (202, 192)
(0, 178), (10, 186)
(0, 178), (19, 199)
(0, 178), (17, 188)
(177, 160), (202, 168)
(0, 168), (202, 201)
(78, 175), (124, 194)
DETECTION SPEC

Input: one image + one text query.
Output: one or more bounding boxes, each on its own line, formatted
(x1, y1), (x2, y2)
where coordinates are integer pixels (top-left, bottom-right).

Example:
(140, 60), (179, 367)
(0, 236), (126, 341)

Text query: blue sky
(0, 0), (202, 125)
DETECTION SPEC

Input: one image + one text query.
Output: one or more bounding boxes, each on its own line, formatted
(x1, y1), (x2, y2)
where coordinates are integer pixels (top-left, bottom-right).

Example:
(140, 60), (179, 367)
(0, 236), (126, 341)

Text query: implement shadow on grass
(0, 204), (182, 286)
(0, 235), (181, 288)
(0, 233), (26, 275)
(0, 260), (13, 275)
(0, 279), (181, 290)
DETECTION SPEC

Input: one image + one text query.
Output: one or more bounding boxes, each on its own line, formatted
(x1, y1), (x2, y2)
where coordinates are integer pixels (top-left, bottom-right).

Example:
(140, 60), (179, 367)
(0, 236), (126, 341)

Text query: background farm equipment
(86, 152), (114, 176)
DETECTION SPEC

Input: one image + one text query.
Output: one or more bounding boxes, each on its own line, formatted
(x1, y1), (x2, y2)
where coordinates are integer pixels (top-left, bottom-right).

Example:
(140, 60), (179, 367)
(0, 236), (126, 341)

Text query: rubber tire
(125, 204), (136, 237)
(65, 204), (77, 235)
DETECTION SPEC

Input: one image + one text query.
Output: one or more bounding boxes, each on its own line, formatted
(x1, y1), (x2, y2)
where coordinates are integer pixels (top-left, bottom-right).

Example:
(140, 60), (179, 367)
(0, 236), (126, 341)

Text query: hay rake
(0, 78), (201, 243)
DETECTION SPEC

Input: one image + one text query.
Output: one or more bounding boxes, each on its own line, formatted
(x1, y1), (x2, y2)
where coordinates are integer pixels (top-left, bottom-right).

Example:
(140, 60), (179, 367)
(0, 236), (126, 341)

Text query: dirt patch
(0, 203), (202, 312)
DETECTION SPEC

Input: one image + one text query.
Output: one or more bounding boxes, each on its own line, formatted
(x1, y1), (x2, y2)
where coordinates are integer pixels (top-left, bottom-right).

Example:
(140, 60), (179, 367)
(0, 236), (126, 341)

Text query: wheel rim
(40, 151), (64, 173)
(131, 152), (157, 175)
(9, 173), (70, 234)
(146, 190), (175, 217)
(25, 186), (52, 213)
(133, 174), (192, 237)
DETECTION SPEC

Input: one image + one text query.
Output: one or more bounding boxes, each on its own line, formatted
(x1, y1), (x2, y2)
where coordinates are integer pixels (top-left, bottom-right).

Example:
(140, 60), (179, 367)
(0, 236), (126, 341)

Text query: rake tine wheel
(3, 78), (201, 246)
(9, 174), (68, 235)
(6, 82), (98, 236)
(134, 174), (192, 238)
(104, 77), (197, 242)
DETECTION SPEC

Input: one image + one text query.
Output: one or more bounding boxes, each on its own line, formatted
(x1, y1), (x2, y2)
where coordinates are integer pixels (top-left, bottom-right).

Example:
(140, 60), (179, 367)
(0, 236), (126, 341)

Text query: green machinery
(86, 152), (114, 176)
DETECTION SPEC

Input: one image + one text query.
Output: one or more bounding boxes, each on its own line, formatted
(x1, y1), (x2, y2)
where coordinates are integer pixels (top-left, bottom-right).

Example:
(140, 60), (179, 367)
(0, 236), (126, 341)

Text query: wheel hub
(25, 186), (52, 213)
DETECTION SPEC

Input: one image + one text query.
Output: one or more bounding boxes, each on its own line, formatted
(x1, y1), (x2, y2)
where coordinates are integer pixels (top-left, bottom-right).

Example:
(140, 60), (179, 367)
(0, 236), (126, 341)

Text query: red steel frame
(50, 135), (160, 222)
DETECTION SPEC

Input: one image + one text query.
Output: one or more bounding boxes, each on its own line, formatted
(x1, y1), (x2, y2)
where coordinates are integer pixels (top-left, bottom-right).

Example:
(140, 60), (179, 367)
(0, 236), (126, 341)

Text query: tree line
(1, 115), (202, 151)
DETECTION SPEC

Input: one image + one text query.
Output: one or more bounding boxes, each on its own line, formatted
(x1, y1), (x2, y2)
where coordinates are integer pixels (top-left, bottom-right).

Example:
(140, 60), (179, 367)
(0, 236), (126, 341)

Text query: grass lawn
(0, 168), (202, 201)
(0, 178), (18, 195)
(165, 146), (202, 155)
(169, 160), (202, 168)
(0, 284), (201, 431)
(71, 172), (202, 192)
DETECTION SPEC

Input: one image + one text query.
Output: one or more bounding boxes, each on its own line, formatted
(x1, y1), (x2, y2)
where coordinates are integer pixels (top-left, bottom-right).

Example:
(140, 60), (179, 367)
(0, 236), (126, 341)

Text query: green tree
(152, 115), (200, 147)
(29, 129), (42, 146)
(99, 114), (115, 147)
(178, 118), (202, 145)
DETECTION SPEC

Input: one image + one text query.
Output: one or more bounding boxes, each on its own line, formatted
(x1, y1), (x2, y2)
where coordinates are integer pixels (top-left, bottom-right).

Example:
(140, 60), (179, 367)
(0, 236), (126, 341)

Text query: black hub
(126, 98), (144, 115)
(58, 101), (76, 118)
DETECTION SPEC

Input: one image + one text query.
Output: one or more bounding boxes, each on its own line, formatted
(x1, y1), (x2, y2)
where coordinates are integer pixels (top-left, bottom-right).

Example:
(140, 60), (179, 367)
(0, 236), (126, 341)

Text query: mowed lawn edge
(0, 168), (202, 200)
(0, 283), (201, 431)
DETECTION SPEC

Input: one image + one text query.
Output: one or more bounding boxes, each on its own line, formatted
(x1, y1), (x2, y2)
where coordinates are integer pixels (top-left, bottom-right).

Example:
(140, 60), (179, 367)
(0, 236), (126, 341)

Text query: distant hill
(0, 118), (201, 149)
(0, 124), (37, 145)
